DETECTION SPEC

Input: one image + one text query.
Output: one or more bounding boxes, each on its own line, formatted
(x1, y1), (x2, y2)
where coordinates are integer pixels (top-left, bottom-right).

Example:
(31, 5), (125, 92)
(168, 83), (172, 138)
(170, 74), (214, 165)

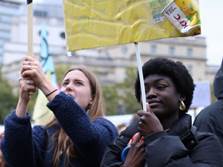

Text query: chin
(150, 106), (162, 113)
(151, 108), (161, 114)
(152, 109), (166, 118)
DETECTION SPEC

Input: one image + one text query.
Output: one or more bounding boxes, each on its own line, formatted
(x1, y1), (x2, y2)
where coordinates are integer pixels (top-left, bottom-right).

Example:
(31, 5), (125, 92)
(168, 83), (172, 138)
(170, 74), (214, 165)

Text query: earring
(179, 100), (186, 111)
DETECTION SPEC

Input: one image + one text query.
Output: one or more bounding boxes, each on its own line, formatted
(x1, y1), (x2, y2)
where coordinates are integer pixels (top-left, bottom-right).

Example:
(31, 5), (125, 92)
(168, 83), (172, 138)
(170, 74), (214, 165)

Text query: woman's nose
(65, 83), (74, 92)
(146, 88), (157, 99)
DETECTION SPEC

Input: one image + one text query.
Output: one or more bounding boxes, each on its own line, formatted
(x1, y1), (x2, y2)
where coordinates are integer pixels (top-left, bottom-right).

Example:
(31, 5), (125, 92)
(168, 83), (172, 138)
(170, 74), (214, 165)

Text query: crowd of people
(0, 56), (223, 167)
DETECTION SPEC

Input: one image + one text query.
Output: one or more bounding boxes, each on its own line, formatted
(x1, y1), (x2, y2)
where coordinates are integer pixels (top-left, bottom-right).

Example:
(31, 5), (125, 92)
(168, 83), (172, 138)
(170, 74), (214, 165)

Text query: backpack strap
(180, 126), (198, 150)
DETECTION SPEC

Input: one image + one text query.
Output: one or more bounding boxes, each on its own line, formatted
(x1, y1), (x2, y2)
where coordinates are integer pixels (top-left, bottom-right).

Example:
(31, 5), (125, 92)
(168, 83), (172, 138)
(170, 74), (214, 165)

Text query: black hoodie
(214, 59), (223, 99)
(194, 58), (223, 146)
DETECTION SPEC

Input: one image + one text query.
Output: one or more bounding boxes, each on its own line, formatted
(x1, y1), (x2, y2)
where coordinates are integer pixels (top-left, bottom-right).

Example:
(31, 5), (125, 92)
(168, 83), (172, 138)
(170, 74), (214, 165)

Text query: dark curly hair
(135, 58), (195, 112)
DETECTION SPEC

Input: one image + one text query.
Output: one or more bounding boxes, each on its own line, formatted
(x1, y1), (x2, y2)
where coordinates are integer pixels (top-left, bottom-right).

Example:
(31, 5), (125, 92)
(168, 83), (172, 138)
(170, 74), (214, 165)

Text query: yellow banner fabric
(64, 0), (200, 51)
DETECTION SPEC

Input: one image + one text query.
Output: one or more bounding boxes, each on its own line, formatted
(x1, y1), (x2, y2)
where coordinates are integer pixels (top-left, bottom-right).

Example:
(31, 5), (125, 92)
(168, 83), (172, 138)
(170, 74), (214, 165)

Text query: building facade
(0, 0), (21, 66)
(1, 1), (219, 92)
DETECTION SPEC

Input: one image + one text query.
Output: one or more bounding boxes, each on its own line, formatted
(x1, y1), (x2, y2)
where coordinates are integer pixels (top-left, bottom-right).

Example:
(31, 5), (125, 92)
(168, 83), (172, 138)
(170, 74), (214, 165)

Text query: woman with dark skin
(101, 58), (223, 167)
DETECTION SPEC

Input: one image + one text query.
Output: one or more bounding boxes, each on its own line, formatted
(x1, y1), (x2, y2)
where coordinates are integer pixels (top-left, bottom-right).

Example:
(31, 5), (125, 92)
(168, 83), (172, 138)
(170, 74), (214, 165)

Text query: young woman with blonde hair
(2, 56), (118, 167)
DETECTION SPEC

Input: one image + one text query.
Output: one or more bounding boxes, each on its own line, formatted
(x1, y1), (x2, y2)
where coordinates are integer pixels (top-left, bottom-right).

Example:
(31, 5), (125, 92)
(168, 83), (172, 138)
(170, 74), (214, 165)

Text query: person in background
(194, 57), (223, 146)
(1, 56), (118, 167)
(0, 132), (5, 167)
(101, 57), (223, 167)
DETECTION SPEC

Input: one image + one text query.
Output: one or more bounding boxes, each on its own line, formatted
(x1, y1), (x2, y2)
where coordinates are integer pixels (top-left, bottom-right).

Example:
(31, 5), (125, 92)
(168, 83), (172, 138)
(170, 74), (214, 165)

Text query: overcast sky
(199, 0), (223, 65)
(12, 0), (223, 65)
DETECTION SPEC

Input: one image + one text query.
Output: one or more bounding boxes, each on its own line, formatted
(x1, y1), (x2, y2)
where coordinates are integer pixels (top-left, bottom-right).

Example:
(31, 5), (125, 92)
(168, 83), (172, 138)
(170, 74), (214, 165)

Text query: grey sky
(199, 0), (223, 65)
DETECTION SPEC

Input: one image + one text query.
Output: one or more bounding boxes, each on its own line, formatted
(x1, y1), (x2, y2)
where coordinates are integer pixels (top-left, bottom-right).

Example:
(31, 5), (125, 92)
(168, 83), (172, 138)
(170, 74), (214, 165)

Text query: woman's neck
(159, 113), (179, 130)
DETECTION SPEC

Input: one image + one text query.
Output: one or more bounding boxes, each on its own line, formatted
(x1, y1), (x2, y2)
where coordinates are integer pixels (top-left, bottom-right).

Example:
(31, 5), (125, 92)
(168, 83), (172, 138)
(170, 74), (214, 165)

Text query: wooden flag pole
(27, 0), (33, 57)
(134, 42), (147, 111)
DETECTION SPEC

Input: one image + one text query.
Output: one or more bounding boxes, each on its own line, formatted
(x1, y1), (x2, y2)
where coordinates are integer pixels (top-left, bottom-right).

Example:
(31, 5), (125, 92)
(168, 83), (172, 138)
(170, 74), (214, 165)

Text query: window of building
(187, 64), (193, 74)
(0, 23), (11, 30)
(187, 48), (193, 56)
(121, 46), (128, 54)
(34, 10), (48, 17)
(150, 44), (157, 54)
(0, 15), (11, 23)
(169, 46), (175, 55)
(0, 31), (10, 39)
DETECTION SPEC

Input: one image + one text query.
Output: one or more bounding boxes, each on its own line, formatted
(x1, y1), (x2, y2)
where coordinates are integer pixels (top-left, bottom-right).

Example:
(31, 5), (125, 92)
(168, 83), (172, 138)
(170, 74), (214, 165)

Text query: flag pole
(134, 42), (147, 111)
(27, 0), (33, 57)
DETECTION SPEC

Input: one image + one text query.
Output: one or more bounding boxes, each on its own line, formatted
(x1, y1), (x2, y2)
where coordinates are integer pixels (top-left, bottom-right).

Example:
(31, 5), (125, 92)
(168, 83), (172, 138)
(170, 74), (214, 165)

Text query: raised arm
(47, 92), (117, 164)
(21, 56), (118, 165)
(1, 66), (42, 167)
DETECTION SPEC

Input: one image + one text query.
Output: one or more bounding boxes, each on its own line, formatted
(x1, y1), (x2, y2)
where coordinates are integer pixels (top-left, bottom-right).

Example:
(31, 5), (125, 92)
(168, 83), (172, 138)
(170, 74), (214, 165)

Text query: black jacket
(194, 58), (223, 146)
(101, 114), (223, 167)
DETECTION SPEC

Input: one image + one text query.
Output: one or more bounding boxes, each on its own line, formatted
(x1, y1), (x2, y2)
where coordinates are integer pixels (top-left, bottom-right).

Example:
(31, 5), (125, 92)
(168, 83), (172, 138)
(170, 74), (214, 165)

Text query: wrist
(17, 98), (28, 107)
(16, 98), (28, 118)
(46, 88), (58, 97)
(39, 78), (54, 95)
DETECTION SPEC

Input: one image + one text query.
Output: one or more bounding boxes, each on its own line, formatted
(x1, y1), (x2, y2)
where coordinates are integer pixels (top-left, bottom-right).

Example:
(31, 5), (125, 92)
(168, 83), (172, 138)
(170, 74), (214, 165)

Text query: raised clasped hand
(137, 104), (163, 136)
(21, 56), (45, 89)
(19, 77), (36, 102)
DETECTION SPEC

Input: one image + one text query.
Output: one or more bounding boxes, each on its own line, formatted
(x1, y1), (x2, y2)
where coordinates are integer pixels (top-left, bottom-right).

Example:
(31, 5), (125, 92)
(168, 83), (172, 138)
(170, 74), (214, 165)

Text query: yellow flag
(33, 88), (55, 125)
(64, 0), (201, 51)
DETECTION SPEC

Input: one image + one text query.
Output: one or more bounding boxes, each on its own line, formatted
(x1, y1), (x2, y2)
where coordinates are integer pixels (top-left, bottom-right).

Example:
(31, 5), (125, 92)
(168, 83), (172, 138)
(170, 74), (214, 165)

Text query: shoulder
(196, 128), (218, 140)
(195, 101), (222, 121)
(3, 112), (32, 133)
(32, 126), (48, 143)
(194, 127), (222, 149)
(194, 130), (223, 160)
(4, 111), (30, 125)
(32, 126), (47, 136)
(32, 125), (60, 139)
(94, 117), (118, 138)
(201, 100), (223, 114)
(195, 101), (223, 125)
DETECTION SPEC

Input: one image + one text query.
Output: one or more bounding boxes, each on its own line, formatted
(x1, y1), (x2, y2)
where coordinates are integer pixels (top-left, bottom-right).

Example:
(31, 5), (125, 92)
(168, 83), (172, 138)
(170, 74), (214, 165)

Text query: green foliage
(55, 64), (71, 84)
(118, 67), (141, 114)
(210, 83), (216, 102)
(103, 67), (140, 115)
(0, 74), (17, 123)
(27, 92), (38, 114)
(102, 85), (119, 115)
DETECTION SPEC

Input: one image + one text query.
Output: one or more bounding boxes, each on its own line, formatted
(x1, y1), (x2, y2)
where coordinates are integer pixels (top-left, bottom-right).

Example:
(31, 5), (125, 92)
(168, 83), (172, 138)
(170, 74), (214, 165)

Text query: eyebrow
(63, 78), (69, 82)
(145, 78), (166, 84)
(145, 78), (169, 87)
(63, 78), (85, 83)
(156, 79), (168, 83)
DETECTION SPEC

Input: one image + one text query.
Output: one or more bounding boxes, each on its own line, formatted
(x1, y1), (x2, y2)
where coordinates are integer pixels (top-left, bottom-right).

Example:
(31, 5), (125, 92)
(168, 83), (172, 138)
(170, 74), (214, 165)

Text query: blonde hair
(48, 66), (104, 167)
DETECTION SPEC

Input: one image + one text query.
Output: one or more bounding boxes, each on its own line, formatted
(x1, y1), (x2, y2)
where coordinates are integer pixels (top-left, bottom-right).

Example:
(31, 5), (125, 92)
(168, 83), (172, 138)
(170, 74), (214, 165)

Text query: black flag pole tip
(27, 0), (32, 4)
